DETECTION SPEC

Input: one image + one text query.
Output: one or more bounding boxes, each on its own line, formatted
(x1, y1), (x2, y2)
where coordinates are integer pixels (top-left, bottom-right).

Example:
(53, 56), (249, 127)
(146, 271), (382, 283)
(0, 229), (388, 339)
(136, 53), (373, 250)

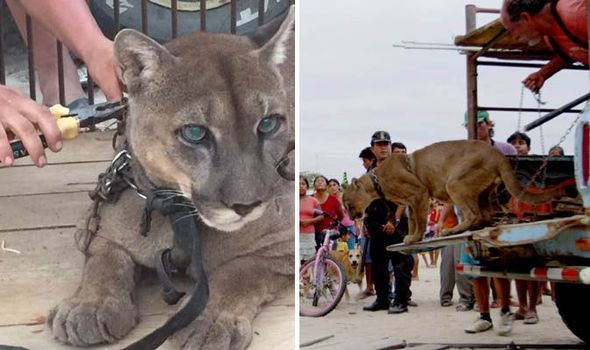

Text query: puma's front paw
(48, 293), (137, 347)
(403, 234), (422, 245)
(180, 312), (253, 350)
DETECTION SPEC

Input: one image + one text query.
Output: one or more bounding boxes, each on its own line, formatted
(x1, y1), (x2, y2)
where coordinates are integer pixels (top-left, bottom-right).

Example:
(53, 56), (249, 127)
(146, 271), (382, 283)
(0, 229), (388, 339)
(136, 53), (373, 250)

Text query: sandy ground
(300, 257), (583, 349)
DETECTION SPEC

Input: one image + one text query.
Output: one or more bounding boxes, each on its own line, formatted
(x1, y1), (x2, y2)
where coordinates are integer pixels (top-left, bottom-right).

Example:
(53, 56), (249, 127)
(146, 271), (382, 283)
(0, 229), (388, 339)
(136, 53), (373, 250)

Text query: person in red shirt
(501, 0), (587, 92)
(312, 175), (344, 249)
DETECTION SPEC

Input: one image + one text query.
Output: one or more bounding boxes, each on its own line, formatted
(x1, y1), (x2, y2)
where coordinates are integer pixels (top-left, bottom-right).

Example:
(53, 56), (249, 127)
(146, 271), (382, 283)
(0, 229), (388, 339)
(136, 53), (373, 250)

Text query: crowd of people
(301, 0), (586, 335)
(300, 108), (566, 334)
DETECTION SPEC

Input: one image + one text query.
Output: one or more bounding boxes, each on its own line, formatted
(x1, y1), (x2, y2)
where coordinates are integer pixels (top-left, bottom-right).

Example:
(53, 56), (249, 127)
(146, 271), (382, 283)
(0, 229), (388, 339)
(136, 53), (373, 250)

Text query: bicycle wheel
(300, 256), (347, 317)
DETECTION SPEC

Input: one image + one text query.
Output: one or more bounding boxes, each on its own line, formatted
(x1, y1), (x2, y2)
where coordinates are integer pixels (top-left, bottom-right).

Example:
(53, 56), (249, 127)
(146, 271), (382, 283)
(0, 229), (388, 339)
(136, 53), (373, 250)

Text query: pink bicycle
(300, 210), (349, 317)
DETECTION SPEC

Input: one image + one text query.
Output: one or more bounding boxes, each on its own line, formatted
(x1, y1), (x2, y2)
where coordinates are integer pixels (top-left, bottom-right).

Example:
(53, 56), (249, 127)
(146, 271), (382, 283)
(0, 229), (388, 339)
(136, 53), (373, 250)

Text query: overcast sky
(299, 0), (589, 182)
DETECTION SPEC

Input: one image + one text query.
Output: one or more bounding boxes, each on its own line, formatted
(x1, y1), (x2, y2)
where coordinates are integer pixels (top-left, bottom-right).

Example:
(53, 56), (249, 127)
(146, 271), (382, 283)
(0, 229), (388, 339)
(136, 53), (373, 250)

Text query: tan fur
(343, 140), (564, 245)
(47, 8), (294, 350)
(332, 246), (364, 299)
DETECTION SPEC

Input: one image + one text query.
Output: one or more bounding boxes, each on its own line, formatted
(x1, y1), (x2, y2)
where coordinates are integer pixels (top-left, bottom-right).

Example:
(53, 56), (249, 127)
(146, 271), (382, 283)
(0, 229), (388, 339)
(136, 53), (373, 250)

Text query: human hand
(523, 71), (545, 92)
(383, 221), (395, 234)
(84, 38), (124, 101)
(0, 85), (62, 167)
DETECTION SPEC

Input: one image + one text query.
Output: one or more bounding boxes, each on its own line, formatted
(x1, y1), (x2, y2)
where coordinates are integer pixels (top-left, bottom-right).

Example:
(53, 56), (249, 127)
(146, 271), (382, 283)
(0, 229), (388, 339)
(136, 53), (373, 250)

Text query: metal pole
(230, 0), (236, 34)
(141, 0), (149, 34)
(200, 0), (206, 31)
(524, 92), (590, 131)
(25, 15), (35, 100)
(0, 2), (5, 85)
(466, 53), (478, 140)
(258, 0), (265, 25)
(465, 4), (477, 33)
(171, 0), (178, 39)
(56, 41), (65, 105)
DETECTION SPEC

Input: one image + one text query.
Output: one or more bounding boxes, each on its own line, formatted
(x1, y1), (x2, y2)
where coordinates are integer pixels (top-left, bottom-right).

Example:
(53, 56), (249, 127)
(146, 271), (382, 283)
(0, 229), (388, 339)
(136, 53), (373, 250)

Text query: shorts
(300, 233), (316, 262)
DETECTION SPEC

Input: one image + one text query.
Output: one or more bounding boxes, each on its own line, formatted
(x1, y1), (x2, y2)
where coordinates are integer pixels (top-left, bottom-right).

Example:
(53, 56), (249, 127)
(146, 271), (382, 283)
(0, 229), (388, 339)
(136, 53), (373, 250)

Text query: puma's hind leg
(404, 192), (431, 244)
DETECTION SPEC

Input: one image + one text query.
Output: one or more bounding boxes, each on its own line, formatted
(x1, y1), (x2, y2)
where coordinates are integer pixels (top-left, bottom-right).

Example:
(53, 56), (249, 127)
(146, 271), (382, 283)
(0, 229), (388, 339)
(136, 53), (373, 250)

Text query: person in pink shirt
(299, 176), (322, 263)
(328, 178), (356, 249)
(501, 0), (587, 92)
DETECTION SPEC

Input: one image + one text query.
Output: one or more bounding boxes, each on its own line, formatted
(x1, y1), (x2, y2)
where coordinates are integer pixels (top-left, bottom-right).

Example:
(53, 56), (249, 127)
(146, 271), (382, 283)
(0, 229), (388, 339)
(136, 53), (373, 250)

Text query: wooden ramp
(0, 131), (294, 349)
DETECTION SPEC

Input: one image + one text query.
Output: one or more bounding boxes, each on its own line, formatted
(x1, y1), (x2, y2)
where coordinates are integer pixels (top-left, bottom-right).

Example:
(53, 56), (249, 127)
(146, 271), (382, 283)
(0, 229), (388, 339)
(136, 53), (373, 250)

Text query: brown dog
(332, 245), (365, 299)
(343, 140), (562, 245)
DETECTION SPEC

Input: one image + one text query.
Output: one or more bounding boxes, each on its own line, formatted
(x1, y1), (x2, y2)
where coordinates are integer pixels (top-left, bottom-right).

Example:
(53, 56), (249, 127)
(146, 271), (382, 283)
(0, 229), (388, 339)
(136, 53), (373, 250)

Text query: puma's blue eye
(258, 115), (282, 135)
(179, 125), (207, 144)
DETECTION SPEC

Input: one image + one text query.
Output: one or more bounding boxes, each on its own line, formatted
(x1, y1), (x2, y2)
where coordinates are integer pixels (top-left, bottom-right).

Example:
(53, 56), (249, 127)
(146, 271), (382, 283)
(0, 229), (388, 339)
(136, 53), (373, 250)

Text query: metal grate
(0, 0), (292, 106)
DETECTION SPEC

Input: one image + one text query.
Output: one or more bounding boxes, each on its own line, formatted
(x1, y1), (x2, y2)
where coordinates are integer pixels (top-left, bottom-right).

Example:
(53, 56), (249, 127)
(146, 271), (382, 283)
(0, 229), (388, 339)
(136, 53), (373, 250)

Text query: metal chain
(536, 90), (546, 154)
(517, 85), (524, 131)
(517, 110), (583, 199)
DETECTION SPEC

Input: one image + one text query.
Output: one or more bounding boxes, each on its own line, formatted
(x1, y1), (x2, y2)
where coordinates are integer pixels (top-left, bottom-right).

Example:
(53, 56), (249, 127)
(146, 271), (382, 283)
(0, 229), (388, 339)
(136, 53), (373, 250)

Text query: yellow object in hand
(49, 104), (80, 140)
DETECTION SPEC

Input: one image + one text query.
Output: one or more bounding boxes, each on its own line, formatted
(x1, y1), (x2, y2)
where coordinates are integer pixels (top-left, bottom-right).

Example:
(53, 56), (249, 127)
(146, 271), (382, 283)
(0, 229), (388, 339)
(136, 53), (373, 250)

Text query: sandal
(513, 311), (525, 321)
(524, 311), (539, 324)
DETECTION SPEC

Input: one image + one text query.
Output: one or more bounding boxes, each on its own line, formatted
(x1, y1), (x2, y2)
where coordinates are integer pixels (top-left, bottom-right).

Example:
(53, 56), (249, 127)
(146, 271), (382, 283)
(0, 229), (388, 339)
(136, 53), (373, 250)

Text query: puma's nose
(230, 201), (262, 216)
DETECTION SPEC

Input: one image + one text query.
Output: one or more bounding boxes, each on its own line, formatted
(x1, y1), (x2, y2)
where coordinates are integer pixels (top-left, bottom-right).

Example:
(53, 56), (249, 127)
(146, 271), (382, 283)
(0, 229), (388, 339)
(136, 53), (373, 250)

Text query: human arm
(11, 0), (122, 101)
(523, 56), (568, 92)
(0, 85), (62, 167)
(384, 205), (405, 234)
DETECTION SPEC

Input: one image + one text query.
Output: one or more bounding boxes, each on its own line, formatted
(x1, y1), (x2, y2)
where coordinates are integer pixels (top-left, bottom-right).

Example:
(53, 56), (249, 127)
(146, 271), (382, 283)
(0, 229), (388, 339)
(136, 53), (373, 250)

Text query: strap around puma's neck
(369, 169), (386, 198)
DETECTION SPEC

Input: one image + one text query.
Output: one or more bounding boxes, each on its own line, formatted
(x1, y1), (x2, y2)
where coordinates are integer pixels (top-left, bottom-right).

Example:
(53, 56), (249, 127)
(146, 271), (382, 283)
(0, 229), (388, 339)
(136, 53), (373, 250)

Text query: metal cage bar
(200, 0), (206, 31)
(0, 2), (5, 85)
(171, 0), (178, 39)
(25, 15), (35, 100)
(5, 0), (291, 106)
(230, 0), (237, 34)
(56, 41), (65, 105)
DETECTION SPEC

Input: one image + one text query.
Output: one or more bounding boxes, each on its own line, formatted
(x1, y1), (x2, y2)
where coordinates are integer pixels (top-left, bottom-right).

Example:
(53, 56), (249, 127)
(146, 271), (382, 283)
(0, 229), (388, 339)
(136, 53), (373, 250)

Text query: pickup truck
(388, 107), (590, 344)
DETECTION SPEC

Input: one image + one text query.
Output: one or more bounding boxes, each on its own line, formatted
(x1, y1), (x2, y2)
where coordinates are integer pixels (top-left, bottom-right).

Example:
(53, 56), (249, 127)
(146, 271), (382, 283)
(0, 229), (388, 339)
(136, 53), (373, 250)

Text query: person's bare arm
(11, 0), (122, 100)
(523, 56), (568, 92)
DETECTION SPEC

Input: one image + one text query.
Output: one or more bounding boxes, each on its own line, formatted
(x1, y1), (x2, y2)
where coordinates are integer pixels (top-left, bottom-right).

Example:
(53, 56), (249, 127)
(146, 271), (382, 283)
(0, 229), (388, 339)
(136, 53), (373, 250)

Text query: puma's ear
(351, 178), (361, 189)
(253, 5), (294, 66)
(341, 183), (349, 191)
(114, 29), (175, 90)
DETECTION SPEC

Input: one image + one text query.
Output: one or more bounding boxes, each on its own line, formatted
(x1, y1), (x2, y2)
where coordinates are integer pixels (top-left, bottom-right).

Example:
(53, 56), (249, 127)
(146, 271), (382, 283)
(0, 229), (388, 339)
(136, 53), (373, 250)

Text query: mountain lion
(48, 8), (294, 349)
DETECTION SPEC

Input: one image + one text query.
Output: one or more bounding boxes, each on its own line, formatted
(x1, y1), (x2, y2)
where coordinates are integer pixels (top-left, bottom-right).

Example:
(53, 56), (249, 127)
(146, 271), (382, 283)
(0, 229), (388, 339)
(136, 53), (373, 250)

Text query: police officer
(362, 131), (415, 314)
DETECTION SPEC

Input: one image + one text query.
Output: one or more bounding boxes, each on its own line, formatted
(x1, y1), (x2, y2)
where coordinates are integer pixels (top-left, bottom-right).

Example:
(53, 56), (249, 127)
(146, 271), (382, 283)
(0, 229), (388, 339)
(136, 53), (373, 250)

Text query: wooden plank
(0, 192), (90, 231)
(9, 130), (116, 167)
(0, 227), (293, 349)
(0, 162), (107, 197)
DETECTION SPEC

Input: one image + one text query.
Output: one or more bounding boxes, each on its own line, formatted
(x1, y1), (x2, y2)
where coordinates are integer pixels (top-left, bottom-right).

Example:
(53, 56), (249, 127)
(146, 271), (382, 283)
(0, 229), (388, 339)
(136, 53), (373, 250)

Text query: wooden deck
(0, 131), (294, 349)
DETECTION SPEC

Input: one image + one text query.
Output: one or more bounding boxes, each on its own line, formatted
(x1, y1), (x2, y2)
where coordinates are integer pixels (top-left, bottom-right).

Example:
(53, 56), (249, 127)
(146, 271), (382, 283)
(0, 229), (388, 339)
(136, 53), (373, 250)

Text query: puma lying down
(47, 8), (294, 350)
(343, 140), (566, 245)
